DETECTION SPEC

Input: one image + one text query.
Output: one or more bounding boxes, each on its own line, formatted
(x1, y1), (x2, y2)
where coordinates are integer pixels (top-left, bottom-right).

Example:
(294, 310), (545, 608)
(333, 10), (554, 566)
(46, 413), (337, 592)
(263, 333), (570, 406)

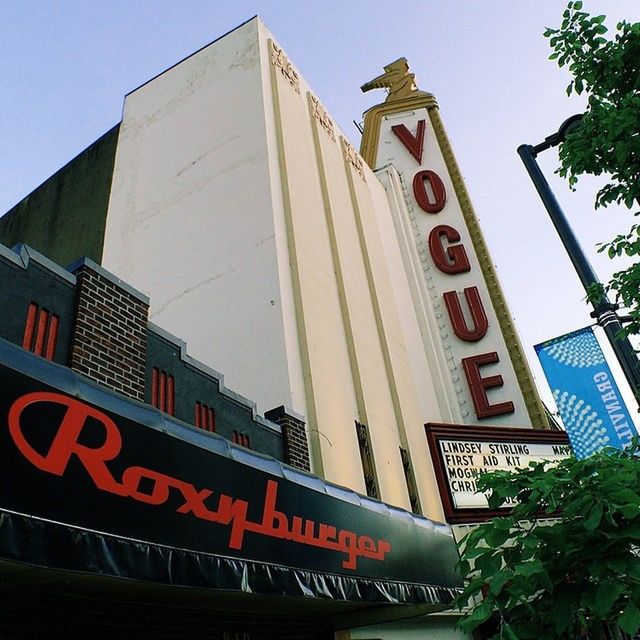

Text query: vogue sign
(391, 118), (515, 419)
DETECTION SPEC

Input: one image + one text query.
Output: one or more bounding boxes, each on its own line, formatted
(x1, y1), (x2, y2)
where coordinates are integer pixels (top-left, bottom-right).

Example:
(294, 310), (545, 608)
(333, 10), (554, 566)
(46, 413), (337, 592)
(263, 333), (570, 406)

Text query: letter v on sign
(391, 120), (425, 164)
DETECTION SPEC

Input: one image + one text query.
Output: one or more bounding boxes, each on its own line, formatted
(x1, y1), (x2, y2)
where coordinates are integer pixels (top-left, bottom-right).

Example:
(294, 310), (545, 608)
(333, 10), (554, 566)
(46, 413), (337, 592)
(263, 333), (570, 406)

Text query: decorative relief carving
(341, 137), (366, 181)
(308, 93), (335, 140)
(269, 40), (300, 93)
(361, 57), (432, 103)
(398, 171), (470, 418)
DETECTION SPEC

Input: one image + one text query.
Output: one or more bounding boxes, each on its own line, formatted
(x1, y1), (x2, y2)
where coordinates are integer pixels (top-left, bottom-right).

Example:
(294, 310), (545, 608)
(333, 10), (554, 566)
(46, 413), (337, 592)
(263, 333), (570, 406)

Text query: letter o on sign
(413, 170), (446, 214)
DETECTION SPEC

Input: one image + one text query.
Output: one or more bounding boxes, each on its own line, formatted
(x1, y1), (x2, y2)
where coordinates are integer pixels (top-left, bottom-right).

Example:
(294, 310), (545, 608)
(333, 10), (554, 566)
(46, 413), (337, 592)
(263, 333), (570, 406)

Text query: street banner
(535, 326), (636, 458)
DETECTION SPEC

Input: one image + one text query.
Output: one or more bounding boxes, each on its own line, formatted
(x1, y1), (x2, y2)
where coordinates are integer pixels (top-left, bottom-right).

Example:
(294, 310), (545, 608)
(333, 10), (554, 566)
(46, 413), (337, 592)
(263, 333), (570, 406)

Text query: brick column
(265, 405), (311, 472)
(69, 258), (149, 401)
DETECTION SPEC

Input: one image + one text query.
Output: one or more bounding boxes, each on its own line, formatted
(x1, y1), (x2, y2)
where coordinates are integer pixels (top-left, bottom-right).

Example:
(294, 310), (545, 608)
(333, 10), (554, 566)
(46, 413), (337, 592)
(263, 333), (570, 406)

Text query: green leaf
(493, 517), (515, 531)
(502, 622), (519, 640)
(593, 581), (623, 617)
(619, 602), (640, 635)
(554, 599), (574, 634)
(457, 559), (471, 577)
(588, 558), (608, 579)
(476, 553), (502, 576)
(627, 558), (640, 580)
(620, 503), (640, 520)
(489, 571), (511, 596)
(608, 556), (631, 574)
(463, 544), (492, 560)
(457, 599), (494, 631)
(564, 494), (594, 517)
(458, 577), (487, 604)
(518, 559), (544, 577)
(486, 527), (511, 548)
(584, 502), (603, 531)
(487, 489), (507, 510)
(611, 489), (640, 504)
(512, 620), (541, 639)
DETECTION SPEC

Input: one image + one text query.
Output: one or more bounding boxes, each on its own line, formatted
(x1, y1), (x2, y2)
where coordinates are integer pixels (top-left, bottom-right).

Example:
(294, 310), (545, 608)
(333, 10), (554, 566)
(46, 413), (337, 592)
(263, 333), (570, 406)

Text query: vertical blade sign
(392, 120), (515, 420)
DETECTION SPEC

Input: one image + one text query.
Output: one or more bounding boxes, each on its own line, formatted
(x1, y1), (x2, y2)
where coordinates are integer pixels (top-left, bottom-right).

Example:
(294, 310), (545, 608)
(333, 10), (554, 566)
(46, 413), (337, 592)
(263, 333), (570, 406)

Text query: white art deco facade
(96, 18), (546, 520)
(0, 17), (552, 640)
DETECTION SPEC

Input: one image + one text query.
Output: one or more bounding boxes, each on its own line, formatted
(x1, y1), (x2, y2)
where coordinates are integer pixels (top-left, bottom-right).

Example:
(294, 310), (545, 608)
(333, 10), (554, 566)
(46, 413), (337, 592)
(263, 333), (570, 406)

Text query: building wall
(0, 126), (119, 267)
(101, 19), (298, 423)
(0, 242), (286, 463)
(2, 19), (548, 521)
(99, 17), (533, 516)
(99, 19), (419, 505)
(265, 33), (372, 494)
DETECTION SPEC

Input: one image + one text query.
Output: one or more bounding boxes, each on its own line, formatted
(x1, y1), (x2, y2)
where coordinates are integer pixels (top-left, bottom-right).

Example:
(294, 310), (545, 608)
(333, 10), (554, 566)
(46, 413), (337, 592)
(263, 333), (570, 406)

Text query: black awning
(0, 338), (461, 607)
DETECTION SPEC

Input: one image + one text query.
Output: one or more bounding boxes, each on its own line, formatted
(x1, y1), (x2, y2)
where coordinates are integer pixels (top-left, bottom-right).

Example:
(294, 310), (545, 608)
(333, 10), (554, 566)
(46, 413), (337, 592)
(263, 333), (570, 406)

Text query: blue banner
(535, 326), (636, 458)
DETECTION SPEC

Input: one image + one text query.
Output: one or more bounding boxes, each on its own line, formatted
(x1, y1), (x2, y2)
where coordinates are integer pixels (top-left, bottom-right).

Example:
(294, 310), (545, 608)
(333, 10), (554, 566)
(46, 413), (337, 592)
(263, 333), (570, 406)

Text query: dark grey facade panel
(147, 328), (285, 460)
(0, 244), (76, 365)
(0, 242), (285, 460)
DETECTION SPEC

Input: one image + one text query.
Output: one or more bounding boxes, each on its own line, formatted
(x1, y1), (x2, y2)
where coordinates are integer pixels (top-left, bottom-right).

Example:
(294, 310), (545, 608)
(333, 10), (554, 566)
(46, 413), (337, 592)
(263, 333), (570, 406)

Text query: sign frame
(425, 423), (570, 524)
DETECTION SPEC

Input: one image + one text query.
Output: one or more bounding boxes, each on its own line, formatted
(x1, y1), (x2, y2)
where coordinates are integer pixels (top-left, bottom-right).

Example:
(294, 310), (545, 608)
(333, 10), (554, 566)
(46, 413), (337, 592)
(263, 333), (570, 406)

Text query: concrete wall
(0, 126), (119, 268)
(262, 26), (445, 515)
(101, 19), (298, 424)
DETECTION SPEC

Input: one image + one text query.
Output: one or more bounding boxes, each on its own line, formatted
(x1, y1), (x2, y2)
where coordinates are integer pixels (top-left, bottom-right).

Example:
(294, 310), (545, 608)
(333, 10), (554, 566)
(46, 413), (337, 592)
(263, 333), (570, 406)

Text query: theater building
(0, 16), (551, 640)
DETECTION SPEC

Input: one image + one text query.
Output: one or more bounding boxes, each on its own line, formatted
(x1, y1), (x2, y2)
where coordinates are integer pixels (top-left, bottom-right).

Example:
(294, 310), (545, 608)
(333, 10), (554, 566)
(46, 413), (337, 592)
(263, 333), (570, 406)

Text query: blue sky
(2, 0), (639, 422)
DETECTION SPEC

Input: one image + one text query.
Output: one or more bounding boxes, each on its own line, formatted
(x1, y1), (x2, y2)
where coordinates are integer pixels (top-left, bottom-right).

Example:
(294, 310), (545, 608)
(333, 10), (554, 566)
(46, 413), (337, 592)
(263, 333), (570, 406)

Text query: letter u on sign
(443, 287), (488, 342)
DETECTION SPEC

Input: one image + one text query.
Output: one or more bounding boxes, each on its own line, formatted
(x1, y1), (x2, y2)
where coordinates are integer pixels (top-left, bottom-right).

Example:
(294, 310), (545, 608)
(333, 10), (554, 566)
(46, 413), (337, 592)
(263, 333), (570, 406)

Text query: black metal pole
(517, 142), (640, 409)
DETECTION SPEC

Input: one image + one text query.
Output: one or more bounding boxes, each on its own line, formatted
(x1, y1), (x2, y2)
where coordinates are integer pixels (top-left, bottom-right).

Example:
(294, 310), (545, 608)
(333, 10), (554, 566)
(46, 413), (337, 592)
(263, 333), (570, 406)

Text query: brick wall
(69, 259), (149, 401)
(265, 406), (310, 471)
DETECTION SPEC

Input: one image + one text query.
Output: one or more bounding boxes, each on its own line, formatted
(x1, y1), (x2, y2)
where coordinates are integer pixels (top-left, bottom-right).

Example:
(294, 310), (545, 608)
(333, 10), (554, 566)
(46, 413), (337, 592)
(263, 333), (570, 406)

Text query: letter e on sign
(462, 352), (515, 418)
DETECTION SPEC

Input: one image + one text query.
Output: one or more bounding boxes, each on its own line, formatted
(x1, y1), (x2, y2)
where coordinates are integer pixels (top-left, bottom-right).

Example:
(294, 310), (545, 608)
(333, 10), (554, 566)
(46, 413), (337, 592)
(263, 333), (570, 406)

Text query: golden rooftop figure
(361, 57), (432, 102)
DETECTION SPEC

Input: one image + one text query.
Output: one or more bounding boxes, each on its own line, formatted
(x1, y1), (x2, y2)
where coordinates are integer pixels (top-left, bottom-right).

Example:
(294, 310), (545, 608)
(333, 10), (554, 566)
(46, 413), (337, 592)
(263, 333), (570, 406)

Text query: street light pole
(518, 116), (640, 409)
